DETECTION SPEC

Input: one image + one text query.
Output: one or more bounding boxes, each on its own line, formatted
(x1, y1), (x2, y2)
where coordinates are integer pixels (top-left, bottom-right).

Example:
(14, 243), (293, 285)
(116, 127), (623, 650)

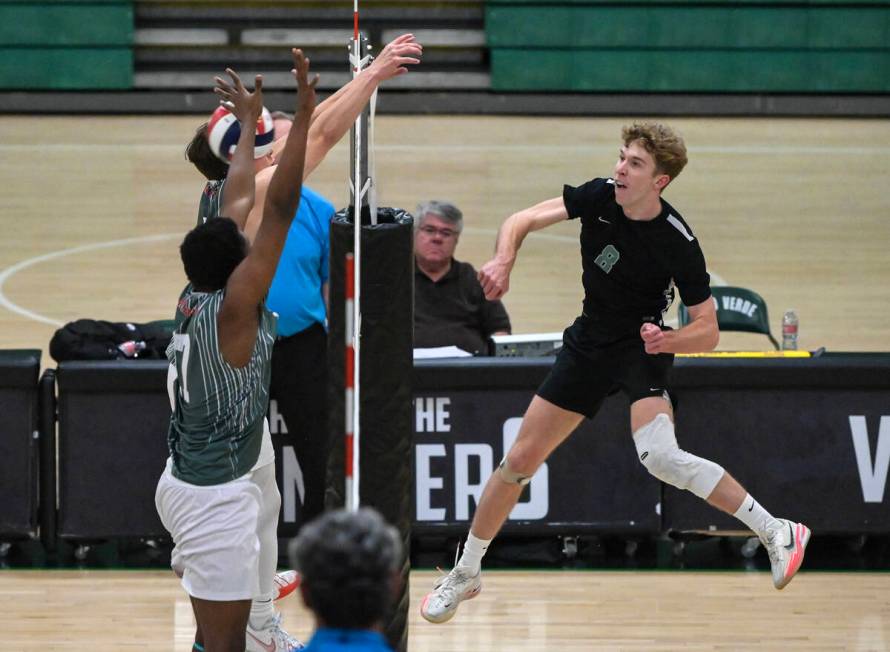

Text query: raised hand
(478, 258), (511, 301)
(213, 68), (264, 123)
(290, 48), (319, 114)
(368, 33), (422, 80)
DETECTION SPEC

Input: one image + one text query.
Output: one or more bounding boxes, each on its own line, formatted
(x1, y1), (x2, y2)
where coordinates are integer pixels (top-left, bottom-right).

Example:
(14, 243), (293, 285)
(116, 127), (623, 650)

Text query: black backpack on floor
(49, 319), (174, 363)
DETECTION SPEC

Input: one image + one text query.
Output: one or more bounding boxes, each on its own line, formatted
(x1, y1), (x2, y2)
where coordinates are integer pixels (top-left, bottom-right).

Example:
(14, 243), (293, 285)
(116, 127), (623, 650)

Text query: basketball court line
(0, 234), (181, 327)
(1, 143), (887, 155)
(0, 230), (724, 329)
(386, 144), (890, 156)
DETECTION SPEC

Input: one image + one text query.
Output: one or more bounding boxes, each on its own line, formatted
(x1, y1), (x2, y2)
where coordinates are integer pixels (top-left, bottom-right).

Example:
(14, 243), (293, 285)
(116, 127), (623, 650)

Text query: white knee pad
(632, 414), (724, 499)
(498, 457), (532, 486)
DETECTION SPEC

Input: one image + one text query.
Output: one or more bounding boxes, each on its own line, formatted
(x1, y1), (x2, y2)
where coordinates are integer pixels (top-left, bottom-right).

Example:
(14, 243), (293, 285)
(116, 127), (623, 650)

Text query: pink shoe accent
(784, 523), (811, 582)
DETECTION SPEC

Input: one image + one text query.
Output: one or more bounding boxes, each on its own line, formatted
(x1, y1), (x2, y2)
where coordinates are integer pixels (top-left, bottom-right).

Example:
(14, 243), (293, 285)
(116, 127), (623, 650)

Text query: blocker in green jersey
(155, 50), (318, 652)
(167, 287), (276, 485)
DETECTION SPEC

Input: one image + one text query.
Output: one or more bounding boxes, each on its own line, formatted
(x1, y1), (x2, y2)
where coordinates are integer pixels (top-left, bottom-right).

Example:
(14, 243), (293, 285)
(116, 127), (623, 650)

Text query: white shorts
(155, 460), (262, 601)
(254, 417), (275, 470)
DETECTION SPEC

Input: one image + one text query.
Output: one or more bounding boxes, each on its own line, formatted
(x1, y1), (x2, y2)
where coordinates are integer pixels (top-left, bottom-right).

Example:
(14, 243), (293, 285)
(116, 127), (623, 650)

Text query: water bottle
(781, 310), (798, 351)
(117, 340), (147, 358)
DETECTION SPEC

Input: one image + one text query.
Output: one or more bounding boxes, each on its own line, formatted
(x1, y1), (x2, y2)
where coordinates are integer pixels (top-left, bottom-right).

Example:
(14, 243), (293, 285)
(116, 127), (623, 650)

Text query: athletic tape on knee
(497, 457), (531, 486)
(632, 414), (724, 499)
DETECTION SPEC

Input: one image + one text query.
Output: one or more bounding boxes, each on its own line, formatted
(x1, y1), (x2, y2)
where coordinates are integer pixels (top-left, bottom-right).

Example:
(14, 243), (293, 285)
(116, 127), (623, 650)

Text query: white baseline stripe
(0, 233), (181, 326)
(384, 144), (890, 156)
(0, 143), (887, 156)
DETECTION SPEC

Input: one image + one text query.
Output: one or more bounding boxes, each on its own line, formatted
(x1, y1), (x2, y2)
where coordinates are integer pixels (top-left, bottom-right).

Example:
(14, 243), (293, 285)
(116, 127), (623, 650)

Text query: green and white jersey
(166, 286), (277, 486)
(197, 179), (226, 225)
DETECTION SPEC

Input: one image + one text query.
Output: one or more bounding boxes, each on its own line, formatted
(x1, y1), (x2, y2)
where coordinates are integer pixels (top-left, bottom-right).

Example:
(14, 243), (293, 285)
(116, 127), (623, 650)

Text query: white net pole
(369, 88), (378, 224)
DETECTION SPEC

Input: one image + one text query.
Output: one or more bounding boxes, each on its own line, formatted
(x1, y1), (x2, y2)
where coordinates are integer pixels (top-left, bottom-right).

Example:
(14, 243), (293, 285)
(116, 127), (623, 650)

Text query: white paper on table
(412, 346), (473, 360)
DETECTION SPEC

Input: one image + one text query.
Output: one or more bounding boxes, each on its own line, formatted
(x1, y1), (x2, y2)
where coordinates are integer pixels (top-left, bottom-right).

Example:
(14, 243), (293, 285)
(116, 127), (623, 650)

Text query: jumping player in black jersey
(421, 122), (811, 625)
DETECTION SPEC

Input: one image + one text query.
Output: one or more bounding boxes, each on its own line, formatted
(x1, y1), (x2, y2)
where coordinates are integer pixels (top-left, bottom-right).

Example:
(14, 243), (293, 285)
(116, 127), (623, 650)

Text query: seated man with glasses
(414, 201), (511, 355)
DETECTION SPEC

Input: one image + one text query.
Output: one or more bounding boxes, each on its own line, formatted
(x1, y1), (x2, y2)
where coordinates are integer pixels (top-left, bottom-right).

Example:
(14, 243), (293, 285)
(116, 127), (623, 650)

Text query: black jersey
(562, 177), (711, 338)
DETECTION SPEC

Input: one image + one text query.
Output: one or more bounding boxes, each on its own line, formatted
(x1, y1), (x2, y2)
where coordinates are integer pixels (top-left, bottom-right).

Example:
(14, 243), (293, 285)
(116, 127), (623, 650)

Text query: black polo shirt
(414, 258), (512, 355)
(563, 177), (711, 338)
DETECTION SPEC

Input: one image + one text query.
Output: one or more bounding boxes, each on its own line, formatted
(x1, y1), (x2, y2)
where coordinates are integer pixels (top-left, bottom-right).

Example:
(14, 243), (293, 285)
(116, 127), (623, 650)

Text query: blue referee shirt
(302, 628), (394, 652)
(266, 186), (335, 337)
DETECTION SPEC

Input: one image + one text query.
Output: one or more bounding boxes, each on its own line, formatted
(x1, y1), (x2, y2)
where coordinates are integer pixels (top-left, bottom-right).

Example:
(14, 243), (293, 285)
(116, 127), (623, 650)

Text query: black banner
(666, 388), (890, 534)
(410, 388), (661, 534)
(44, 354), (890, 541)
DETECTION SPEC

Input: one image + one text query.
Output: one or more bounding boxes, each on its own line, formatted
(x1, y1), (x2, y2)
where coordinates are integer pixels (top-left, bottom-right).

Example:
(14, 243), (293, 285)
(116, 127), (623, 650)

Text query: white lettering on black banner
(281, 445), (305, 522)
(415, 397), (451, 433)
(849, 415), (890, 503)
(269, 399), (288, 435)
(414, 401), (550, 522)
(416, 444), (447, 520)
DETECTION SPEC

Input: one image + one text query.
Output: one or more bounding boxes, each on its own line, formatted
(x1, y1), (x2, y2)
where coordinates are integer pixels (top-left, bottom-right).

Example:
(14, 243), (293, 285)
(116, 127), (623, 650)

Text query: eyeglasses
(419, 225), (458, 239)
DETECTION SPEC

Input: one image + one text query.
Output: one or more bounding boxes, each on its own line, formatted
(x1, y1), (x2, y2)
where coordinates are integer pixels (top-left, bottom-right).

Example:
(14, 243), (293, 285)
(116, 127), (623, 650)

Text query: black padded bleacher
(56, 361), (170, 540)
(0, 350), (42, 540)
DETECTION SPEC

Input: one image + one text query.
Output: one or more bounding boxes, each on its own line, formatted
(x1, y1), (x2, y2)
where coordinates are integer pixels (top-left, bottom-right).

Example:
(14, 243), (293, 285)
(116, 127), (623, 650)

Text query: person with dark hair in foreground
(155, 50), (317, 652)
(289, 508), (401, 652)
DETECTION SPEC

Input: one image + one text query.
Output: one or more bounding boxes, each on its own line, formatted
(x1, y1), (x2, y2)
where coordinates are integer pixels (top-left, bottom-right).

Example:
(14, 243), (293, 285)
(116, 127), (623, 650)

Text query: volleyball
(206, 105), (275, 163)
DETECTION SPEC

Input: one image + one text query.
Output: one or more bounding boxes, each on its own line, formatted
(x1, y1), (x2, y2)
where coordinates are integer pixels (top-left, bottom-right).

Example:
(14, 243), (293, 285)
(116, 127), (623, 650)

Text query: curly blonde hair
(622, 122), (688, 181)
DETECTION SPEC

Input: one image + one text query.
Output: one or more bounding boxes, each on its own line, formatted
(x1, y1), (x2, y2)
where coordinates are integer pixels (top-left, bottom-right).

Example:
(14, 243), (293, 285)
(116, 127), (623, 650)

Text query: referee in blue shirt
(267, 185), (335, 529)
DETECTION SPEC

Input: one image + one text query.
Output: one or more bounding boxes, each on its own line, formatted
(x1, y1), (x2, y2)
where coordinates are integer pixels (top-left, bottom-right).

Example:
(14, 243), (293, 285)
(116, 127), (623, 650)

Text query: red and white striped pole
(344, 252), (359, 510)
(346, 0), (365, 512)
(353, 0), (359, 42)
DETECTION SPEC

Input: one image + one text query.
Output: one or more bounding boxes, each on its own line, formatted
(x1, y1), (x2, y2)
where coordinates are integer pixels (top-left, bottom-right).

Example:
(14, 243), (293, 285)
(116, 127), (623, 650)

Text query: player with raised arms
(155, 49), (317, 652)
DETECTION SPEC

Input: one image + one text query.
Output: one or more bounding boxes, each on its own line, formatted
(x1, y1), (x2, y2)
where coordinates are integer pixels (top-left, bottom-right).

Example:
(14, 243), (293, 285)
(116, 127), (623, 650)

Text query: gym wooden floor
(1, 569), (888, 651)
(0, 115), (888, 649)
(0, 115), (888, 357)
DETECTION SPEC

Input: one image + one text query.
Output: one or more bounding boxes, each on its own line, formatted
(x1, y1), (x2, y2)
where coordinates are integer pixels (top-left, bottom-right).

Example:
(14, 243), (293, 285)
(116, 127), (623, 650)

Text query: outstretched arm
(477, 196), (568, 300)
(246, 34), (421, 241)
(215, 70), (264, 229)
(261, 50), (318, 236)
(219, 50), (318, 367)
(303, 32), (421, 177)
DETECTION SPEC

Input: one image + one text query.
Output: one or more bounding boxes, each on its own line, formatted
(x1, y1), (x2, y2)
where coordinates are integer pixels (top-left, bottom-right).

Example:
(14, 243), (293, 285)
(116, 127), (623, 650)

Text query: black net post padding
(326, 207), (413, 652)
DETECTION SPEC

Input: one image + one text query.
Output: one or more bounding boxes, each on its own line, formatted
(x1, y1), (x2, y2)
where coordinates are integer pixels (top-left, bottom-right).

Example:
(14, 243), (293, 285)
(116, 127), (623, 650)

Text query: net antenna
(345, 0), (376, 512)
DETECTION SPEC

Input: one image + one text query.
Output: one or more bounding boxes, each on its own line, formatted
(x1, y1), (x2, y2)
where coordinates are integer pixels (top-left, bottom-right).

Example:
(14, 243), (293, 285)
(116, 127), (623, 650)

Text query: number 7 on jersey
(172, 333), (191, 403)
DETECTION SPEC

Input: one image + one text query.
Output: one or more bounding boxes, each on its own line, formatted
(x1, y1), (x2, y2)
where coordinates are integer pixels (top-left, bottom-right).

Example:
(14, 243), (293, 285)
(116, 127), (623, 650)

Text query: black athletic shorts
(537, 314), (674, 419)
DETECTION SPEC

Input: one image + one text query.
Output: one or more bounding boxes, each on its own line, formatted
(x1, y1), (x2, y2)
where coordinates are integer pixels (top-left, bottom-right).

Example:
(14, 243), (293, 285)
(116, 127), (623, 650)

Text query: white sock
(457, 532), (491, 574)
(733, 494), (781, 539)
(249, 598), (274, 630)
